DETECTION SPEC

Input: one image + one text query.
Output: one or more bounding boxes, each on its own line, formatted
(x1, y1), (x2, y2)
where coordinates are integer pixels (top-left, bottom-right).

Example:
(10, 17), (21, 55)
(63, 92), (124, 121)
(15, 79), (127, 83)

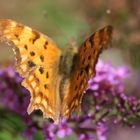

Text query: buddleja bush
(0, 60), (139, 140)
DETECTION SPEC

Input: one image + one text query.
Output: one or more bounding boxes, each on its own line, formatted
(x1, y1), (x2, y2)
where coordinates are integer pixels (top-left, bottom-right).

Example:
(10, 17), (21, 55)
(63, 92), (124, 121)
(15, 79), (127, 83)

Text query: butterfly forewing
(0, 19), (62, 123)
(62, 25), (113, 118)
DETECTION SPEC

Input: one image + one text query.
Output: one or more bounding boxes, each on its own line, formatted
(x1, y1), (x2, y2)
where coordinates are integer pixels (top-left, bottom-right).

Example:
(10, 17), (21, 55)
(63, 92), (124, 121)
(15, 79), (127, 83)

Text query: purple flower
(78, 133), (94, 140)
(22, 116), (33, 125)
(56, 120), (72, 138)
(0, 61), (139, 140)
(15, 94), (30, 115)
(96, 123), (108, 140)
(22, 127), (37, 140)
(87, 60), (140, 126)
(1, 89), (18, 110)
(43, 123), (56, 140)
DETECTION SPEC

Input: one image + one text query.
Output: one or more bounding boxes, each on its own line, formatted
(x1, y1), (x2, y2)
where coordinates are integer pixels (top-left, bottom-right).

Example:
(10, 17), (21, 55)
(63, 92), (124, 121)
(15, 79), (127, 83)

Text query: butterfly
(0, 19), (113, 123)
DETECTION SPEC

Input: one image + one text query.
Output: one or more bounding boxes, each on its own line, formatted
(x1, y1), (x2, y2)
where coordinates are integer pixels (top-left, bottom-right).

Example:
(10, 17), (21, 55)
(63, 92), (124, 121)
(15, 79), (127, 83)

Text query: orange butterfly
(0, 19), (113, 123)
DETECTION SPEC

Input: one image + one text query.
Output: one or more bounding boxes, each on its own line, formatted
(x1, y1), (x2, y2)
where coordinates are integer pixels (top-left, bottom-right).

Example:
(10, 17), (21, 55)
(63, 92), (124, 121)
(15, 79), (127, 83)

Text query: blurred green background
(0, 0), (140, 140)
(0, 0), (140, 68)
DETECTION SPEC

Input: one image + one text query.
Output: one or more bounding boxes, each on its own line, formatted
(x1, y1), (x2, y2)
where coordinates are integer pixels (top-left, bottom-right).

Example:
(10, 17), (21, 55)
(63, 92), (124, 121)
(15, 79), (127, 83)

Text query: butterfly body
(0, 19), (113, 123)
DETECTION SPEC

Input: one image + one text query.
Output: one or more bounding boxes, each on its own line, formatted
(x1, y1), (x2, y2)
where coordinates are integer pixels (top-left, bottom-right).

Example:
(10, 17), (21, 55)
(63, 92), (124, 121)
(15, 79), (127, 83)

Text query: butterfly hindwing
(62, 25), (113, 117)
(0, 19), (62, 123)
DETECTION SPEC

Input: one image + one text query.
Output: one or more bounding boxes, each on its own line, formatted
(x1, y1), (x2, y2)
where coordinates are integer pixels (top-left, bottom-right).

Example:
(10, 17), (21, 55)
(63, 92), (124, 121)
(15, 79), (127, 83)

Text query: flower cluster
(87, 60), (140, 126)
(0, 67), (36, 140)
(0, 60), (139, 140)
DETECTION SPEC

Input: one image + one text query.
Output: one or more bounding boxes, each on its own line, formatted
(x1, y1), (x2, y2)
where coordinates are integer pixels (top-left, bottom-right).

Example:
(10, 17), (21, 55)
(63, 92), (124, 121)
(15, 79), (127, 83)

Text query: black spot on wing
(32, 30), (40, 44)
(24, 45), (28, 50)
(85, 64), (90, 74)
(80, 70), (83, 76)
(39, 67), (44, 74)
(36, 78), (40, 82)
(88, 55), (91, 60)
(14, 34), (20, 41)
(30, 51), (35, 56)
(44, 41), (48, 49)
(14, 24), (24, 41)
(40, 55), (44, 62)
(44, 84), (48, 89)
(46, 72), (49, 78)
(28, 61), (36, 67)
